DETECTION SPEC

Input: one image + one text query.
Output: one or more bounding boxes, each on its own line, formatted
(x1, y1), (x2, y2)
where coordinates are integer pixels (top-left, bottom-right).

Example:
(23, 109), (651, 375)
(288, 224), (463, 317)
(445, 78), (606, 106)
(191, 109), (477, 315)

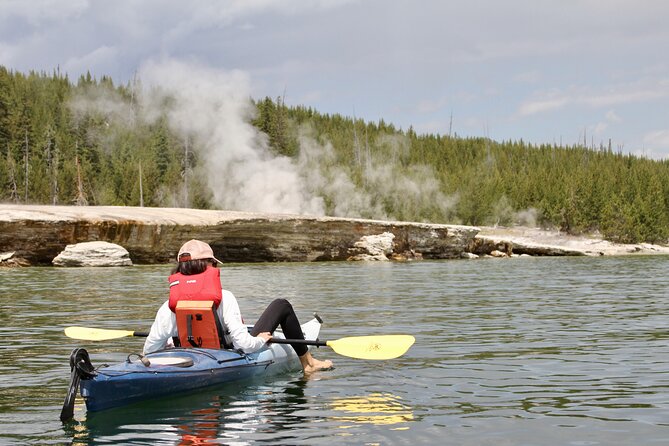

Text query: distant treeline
(1, 66), (668, 243)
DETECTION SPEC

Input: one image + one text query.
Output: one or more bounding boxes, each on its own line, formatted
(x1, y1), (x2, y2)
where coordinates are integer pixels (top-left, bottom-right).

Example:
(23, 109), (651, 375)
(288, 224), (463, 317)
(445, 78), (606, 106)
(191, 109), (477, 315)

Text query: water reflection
(330, 393), (413, 428)
(67, 375), (318, 445)
(178, 405), (222, 445)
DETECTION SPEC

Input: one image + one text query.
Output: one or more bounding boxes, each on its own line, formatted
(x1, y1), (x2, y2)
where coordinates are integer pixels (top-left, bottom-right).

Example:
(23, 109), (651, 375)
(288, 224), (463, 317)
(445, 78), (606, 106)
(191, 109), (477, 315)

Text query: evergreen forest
(1, 66), (668, 244)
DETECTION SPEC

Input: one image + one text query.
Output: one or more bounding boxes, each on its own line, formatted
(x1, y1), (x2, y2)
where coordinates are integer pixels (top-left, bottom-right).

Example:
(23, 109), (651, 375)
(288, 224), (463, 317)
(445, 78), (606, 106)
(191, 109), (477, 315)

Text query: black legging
(250, 299), (308, 356)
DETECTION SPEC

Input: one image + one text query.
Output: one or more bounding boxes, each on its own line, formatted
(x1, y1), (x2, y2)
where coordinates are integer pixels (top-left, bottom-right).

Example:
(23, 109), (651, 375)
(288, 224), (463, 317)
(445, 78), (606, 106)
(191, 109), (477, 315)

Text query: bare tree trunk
(74, 153), (88, 206)
(24, 129), (29, 203)
(139, 161), (144, 207)
(52, 141), (59, 205)
(183, 136), (189, 208)
(365, 125), (371, 176)
(353, 109), (360, 168)
(448, 112), (453, 137)
(7, 144), (19, 203)
(45, 133), (59, 205)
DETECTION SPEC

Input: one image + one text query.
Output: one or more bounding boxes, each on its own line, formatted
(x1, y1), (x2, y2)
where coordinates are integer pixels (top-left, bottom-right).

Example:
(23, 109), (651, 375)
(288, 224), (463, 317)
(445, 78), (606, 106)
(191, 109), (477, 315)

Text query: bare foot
(299, 352), (333, 373)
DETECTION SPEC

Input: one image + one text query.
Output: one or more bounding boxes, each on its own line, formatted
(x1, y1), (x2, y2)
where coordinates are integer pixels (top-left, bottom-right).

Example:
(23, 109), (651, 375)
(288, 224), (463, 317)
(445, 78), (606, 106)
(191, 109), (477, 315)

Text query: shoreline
(477, 226), (669, 257)
(0, 204), (475, 265)
(2, 204), (669, 266)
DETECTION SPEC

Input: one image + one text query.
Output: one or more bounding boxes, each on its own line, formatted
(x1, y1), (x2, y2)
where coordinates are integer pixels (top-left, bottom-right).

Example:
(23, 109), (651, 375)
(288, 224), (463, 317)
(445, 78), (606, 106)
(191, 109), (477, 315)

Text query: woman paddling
(143, 239), (333, 374)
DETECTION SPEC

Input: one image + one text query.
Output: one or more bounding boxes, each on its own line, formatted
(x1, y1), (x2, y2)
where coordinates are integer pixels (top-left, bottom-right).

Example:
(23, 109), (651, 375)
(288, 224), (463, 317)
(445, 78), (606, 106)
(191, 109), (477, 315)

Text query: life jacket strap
(186, 314), (199, 347)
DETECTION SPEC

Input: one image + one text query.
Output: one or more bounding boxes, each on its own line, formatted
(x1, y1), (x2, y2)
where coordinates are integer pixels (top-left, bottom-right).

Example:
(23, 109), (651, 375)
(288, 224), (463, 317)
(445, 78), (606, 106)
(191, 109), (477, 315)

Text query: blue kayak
(62, 317), (321, 417)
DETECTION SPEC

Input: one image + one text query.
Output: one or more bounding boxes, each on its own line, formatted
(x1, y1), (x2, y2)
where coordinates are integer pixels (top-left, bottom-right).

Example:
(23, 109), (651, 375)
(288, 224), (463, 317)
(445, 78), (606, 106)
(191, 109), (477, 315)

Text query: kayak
(63, 317), (321, 415)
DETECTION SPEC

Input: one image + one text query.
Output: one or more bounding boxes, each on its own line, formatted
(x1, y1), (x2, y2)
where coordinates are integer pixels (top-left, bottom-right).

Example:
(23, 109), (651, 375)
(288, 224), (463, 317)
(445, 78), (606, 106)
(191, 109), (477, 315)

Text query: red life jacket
(168, 266), (223, 312)
(168, 266), (226, 349)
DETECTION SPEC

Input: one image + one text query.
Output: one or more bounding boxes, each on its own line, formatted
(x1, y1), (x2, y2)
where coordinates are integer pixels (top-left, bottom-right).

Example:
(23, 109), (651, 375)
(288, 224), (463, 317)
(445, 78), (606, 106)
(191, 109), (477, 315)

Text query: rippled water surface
(1, 256), (669, 445)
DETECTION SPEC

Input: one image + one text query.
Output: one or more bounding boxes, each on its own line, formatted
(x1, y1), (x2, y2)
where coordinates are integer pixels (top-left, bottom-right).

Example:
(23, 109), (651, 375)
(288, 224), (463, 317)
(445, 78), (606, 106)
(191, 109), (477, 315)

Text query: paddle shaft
(270, 338), (327, 347)
(65, 326), (319, 345)
(110, 331), (322, 346)
(94, 332), (320, 345)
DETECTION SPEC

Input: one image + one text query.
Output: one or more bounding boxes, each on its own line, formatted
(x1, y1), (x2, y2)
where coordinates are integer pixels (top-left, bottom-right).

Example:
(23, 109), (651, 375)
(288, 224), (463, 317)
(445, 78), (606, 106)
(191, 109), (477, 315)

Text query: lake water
(1, 256), (668, 445)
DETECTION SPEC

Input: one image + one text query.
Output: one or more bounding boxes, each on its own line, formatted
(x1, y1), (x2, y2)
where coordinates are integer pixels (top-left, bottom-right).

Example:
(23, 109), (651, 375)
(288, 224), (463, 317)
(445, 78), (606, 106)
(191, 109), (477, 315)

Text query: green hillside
(1, 67), (668, 244)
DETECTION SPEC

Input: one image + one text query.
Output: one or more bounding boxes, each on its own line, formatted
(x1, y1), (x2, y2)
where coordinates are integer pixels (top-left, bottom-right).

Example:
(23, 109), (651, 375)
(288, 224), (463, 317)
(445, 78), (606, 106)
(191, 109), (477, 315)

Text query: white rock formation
(347, 232), (395, 261)
(0, 252), (14, 262)
(52, 241), (133, 267)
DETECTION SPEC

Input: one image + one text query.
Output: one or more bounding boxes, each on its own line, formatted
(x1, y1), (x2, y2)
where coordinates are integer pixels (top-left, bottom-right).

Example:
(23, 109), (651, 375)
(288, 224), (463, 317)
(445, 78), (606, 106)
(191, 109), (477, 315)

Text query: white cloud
(514, 70), (541, 84)
(296, 90), (323, 104)
(591, 109), (625, 136)
(462, 38), (576, 64)
(643, 130), (669, 148)
(592, 122), (608, 135)
(0, 42), (16, 62)
(2, 0), (669, 156)
(605, 110), (622, 123)
(584, 87), (669, 107)
(518, 97), (569, 116)
(161, 0), (356, 44)
(0, 0), (89, 24)
(63, 46), (118, 76)
(518, 78), (669, 116)
(413, 98), (448, 114)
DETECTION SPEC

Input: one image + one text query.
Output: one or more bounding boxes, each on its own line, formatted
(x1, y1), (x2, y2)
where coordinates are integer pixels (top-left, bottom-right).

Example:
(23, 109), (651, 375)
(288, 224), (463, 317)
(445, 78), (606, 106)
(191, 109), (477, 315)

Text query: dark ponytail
(171, 259), (215, 275)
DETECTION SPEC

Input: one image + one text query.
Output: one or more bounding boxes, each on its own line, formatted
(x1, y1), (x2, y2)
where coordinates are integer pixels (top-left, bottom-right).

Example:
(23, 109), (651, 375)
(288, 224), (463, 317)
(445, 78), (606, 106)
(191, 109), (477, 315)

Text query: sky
(1, 0), (669, 159)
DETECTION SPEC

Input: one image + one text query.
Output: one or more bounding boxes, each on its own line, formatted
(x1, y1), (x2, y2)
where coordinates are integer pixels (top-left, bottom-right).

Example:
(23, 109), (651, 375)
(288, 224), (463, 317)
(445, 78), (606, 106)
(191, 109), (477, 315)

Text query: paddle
(60, 348), (95, 423)
(64, 326), (415, 360)
(269, 336), (415, 360)
(64, 326), (150, 341)
(60, 353), (81, 422)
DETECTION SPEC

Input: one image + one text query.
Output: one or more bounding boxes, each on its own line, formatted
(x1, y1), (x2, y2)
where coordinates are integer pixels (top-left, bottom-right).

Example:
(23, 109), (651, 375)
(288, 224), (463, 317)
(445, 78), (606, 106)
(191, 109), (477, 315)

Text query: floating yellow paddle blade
(326, 335), (415, 360)
(64, 326), (141, 341)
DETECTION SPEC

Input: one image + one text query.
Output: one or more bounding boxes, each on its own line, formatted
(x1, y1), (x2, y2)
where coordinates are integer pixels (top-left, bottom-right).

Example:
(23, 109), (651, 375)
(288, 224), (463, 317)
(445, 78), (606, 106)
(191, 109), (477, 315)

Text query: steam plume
(68, 59), (458, 223)
(138, 59), (325, 215)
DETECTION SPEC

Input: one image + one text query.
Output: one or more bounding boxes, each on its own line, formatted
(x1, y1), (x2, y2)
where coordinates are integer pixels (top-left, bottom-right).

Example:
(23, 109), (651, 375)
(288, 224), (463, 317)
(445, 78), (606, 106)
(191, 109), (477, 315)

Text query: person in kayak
(143, 239), (333, 374)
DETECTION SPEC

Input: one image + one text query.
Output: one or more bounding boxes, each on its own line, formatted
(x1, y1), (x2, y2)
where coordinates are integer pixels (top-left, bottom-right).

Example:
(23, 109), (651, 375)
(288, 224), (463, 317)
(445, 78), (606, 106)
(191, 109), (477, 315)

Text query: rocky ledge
(2, 205), (668, 267)
(0, 205), (477, 266)
(476, 227), (669, 257)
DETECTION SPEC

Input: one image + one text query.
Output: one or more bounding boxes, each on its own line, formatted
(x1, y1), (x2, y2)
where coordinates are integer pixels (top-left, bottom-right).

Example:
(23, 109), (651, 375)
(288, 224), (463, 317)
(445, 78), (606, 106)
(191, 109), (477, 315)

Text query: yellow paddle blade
(326, 335), (415, 360)
(64, 326), (137, 341)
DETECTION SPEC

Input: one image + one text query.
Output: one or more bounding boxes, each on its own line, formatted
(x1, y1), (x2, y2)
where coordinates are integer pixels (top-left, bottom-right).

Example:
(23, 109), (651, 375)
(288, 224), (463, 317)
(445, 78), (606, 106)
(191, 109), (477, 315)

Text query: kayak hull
(78, 318), (321, 412)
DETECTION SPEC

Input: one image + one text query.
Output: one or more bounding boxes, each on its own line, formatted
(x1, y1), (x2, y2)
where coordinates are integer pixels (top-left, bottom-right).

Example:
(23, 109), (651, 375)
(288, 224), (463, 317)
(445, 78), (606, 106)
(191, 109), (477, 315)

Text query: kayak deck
(76, 317), (322, 413)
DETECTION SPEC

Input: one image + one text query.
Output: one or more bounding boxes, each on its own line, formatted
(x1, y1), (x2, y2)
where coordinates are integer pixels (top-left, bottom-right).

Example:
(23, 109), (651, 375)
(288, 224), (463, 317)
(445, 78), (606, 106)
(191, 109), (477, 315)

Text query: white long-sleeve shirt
(143, 289), (267, 355)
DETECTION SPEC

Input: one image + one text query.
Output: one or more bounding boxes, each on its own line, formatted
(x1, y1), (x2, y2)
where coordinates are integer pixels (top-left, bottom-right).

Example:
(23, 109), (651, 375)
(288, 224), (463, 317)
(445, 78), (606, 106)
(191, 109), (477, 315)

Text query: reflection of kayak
(330, 393), (414, 426)
(78, 375), (307, 442)
(66, 318), (321, 414)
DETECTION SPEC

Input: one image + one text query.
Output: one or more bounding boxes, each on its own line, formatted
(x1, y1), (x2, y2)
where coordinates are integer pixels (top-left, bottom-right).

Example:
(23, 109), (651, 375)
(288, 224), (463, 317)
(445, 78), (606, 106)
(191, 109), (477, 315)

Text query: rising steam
(138, 59), (325, 215)
(69, 59), (458, 222)
(297, 126), (458, 221)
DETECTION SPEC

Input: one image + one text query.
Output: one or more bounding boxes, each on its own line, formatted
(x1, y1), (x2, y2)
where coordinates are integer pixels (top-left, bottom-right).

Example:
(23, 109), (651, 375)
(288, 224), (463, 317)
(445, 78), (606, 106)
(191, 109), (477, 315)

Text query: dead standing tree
(73, 152), (88, 206)
(6, 143), (19, 202)
(24, 129), (29, 203)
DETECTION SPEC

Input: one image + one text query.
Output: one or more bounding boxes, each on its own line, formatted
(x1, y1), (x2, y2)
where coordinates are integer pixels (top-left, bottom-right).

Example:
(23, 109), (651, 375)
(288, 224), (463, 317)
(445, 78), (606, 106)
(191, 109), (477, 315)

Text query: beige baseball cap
(177, 239), (223, 264)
